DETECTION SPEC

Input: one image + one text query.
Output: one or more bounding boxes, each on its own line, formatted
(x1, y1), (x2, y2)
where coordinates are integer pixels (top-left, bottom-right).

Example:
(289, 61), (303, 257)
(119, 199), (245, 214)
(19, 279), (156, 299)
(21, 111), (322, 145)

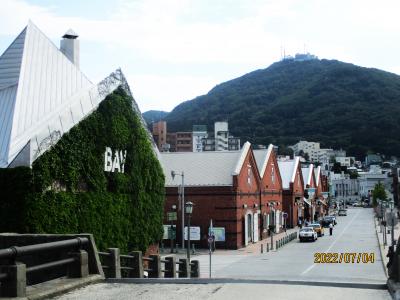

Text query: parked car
(310, 223), (324, 237)
(299, 227), (318, 242)
(321, 216), (336, 227)
(338, 209), (347, 216)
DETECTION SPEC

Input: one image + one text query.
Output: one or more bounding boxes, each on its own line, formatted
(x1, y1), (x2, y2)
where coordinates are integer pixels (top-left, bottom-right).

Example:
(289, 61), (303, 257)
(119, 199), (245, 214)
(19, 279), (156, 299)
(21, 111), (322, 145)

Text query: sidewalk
(374, 210), (400, 278)
(160, 227), (300, 259)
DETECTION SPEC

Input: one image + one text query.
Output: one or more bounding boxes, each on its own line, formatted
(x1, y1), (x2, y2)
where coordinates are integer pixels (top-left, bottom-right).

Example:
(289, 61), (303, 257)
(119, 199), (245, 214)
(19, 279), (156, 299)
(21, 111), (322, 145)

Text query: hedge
(0, 87), (165, 253)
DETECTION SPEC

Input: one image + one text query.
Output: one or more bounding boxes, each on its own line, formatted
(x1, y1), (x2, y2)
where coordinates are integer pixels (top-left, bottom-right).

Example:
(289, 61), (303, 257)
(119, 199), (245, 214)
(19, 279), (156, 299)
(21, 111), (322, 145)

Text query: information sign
(184, 226), (201, 240)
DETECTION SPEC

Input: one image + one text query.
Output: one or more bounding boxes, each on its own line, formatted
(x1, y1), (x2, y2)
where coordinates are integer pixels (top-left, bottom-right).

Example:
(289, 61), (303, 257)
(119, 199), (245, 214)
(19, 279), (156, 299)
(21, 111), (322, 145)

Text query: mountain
(165, 59), (400, 158)
(142, 110), (169, 124)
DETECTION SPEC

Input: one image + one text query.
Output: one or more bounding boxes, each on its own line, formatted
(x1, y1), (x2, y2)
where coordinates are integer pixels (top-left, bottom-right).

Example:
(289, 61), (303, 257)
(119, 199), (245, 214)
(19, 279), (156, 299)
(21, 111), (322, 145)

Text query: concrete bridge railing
(0, 237), (91, 298)
(98, 248), (200, 279)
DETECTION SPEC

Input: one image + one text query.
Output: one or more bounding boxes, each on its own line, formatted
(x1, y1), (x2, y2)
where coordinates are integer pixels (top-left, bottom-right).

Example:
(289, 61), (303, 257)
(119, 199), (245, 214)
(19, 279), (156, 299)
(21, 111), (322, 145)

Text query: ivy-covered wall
(0, 87), (165, 253)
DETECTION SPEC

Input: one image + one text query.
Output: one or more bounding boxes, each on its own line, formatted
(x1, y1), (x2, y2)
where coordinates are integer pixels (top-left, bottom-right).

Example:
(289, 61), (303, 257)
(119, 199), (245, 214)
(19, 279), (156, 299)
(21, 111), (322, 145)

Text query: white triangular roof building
(253, 144), (274, 178)
(160, 142), (252, 187)
(0, 21), (152, 168)
(277, 156), (300, 189)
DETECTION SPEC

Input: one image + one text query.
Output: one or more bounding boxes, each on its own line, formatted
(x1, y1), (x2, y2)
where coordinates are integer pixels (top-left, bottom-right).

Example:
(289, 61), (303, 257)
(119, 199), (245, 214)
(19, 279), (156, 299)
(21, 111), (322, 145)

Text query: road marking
(301, 210), (362, 275)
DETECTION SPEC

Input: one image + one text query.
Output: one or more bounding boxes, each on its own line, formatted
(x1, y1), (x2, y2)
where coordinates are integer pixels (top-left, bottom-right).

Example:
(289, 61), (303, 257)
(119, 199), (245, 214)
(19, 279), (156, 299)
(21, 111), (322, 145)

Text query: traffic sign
(167, 212), (177, 221)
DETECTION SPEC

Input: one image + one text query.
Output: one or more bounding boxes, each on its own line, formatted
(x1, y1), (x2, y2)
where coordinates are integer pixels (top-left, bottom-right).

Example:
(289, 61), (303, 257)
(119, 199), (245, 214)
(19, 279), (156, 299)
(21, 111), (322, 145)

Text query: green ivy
(0, 87), (165, 253)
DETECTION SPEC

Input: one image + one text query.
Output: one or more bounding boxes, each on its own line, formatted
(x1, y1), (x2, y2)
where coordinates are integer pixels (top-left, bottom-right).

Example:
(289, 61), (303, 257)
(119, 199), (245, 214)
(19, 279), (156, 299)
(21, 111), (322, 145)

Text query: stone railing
(98, 249), (200, 279)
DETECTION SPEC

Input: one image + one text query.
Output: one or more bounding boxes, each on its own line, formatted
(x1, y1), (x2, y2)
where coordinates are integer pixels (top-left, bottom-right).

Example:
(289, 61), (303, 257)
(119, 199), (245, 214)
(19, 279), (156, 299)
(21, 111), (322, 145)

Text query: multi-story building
(358, 166), (391, 200)
(152, 121), (167, 151)
(335, 156), (354, 167)
(329, 172), (360, 203)
(291, 141), (321, 162)
(176, 132), (193, 152)
(365, 154), (383, 166)
(166, 133), (177, 152)
(214, 122), (229, 151)
(192, 125), (207, 152)
(153, 121), (240, 152)
(200, 122), (240, 152)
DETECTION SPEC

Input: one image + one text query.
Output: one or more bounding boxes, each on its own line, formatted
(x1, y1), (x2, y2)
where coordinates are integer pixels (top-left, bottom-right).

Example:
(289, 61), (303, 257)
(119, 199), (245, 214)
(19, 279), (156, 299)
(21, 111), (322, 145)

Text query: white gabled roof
(277, 156), (300, 189)
(0, 21), (93, 167)
(0, 21), (152, 167)
(301, 164), (314, 187)
(161, 142), (251, 187)
(253, 144), (273, 178)
(314, 166), (321, 187)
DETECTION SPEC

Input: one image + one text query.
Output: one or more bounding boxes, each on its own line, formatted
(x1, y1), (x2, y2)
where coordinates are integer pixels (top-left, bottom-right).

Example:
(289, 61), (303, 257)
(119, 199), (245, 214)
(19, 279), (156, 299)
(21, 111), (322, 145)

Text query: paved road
(196, 207), (386, 284)
(54, 208), (390, 300)
(55, 282), (391, 300)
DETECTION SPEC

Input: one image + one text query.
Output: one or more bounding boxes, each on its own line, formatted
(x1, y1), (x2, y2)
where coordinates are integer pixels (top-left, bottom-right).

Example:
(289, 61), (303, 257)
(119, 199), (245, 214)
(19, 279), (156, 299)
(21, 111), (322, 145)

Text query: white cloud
(126, 73), (216, 112)
(1, 0), (400, 111)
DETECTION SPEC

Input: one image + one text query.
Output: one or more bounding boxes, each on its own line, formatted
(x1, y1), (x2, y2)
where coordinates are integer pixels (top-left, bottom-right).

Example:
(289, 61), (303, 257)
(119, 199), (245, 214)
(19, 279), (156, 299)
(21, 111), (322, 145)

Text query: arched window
(247, 164), (252, 185)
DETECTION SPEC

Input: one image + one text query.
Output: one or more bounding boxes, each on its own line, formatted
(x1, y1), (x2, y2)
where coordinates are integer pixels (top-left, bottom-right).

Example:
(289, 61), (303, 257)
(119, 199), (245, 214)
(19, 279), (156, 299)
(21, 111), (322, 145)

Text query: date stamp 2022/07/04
(314, 252), (375, 264)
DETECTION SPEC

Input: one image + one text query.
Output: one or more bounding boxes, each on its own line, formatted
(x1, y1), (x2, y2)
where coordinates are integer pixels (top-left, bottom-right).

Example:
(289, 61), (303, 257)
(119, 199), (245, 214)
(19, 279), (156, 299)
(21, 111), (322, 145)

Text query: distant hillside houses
(290, 140), (355, 172)
(151, 120), (240, 153)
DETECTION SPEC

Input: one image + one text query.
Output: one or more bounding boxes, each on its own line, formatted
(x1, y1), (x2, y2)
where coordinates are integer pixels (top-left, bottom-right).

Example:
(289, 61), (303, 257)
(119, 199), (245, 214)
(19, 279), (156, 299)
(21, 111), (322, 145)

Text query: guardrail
(98, 249), (199, 279)
(0, 237), (89, 298)
(261, 232), (298, 253)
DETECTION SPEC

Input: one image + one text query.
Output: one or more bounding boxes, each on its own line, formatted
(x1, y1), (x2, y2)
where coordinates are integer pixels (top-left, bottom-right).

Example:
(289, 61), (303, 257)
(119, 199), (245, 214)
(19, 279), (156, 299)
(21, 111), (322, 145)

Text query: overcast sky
(0, 0), (399, 112)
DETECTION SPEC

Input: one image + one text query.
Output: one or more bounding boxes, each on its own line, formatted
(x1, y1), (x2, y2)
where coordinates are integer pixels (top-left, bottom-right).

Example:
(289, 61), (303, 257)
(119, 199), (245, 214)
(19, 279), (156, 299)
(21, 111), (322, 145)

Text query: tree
(372, 182), (387, 206)
(349, 171), (359, 179)
(331, 162), (342, 174)
(304, 152), (310, 162)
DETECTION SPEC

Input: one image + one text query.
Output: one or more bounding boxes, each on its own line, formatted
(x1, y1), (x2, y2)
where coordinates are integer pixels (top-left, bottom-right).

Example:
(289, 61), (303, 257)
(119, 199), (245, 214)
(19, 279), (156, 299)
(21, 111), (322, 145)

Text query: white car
(299, 227), (318, 242)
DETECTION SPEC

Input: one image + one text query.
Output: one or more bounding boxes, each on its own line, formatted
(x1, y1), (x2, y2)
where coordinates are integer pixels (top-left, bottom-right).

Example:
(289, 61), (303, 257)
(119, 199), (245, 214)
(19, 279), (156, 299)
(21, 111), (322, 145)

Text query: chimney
(60, 29), (80, 67)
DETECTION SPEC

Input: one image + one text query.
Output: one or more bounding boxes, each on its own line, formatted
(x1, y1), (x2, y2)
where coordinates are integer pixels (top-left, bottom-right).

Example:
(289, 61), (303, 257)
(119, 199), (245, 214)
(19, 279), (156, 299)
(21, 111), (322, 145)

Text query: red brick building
(160, 142), (284, 249)
(302, 164), (317, 222)
(278, 157), (305, 228)
(254, 145), (284, 237)
(314, 166), (329, 218)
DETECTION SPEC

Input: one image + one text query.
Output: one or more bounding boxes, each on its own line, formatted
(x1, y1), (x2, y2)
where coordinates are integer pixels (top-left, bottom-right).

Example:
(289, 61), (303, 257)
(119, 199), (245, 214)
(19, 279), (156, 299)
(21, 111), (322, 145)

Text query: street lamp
(389, 200), (395, 246)
(171, 170), (185, 251)
(307, 187), (316, 222)
(170, 205), (177, 253)
(185, 201), (194, 262)
(268, 202), (275, 249)
(322, 192), (329, 217)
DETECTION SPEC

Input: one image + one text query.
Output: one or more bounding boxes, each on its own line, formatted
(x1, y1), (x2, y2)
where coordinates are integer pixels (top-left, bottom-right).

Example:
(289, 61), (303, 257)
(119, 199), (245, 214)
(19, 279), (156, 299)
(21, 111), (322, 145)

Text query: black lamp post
(170, 204), (176, 253)
(185, 201), (194, 262)
(268, 202), (275, 249)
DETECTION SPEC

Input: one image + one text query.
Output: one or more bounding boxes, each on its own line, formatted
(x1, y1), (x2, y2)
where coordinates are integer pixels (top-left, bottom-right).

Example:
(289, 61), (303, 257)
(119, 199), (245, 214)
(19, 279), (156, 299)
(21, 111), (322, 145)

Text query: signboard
(163, 225), (176, 239)
(283, 212), (288, 219)
(104, 147), (127, 173)
(386, 212), (398, 226)
(184, 226), (200, 240)
(209, 227), (225, 242)
(167, 212), (177, 221)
